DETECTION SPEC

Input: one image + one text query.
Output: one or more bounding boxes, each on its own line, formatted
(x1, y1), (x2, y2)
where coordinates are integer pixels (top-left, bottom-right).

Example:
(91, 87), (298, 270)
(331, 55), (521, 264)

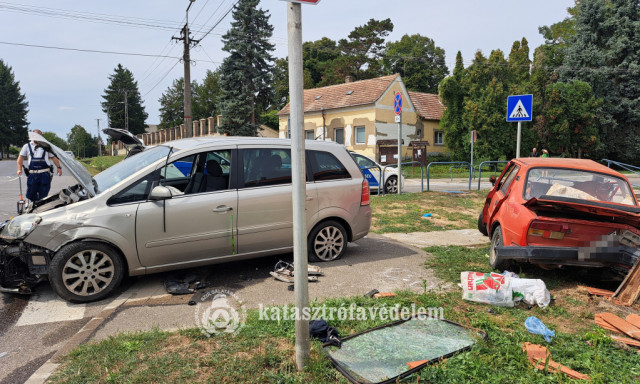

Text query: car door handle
(212, 205), (233, 213)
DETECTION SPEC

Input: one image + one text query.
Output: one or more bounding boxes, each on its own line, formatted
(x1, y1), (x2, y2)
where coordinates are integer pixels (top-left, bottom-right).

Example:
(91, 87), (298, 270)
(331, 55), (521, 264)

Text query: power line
(0, 40), (218, 63)
(143, 60), (180, 97)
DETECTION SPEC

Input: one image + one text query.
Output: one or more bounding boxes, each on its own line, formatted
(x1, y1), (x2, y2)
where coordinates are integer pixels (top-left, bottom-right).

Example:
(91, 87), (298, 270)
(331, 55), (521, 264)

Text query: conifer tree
(101, 64), (148, 135)
(0, 59), (28, 156)
(218, 0), (274, 136)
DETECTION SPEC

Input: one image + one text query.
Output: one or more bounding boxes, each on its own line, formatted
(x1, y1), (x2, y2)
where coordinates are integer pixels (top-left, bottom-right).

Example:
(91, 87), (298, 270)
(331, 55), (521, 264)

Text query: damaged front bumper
(496, 244), (640, 273)
(0, 221), (50, 294)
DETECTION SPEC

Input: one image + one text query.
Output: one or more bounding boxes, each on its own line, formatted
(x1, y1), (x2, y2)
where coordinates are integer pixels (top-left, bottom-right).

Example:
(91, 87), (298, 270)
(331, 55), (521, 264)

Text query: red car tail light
(361, 180), (370, 206)
(528, 221), (568, 240)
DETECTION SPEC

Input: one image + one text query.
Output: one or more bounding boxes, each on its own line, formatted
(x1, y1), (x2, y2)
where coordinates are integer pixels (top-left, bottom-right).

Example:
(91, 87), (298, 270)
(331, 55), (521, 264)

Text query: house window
(434, 130), (444, 145)
(305, 130), (315, 140)
(355, 126), (366, 144)
(335, 128), (344, 144)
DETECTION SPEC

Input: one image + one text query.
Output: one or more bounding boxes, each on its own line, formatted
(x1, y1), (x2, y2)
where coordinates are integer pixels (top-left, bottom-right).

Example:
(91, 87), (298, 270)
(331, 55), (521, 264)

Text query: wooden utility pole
(172, 0), (199, 138)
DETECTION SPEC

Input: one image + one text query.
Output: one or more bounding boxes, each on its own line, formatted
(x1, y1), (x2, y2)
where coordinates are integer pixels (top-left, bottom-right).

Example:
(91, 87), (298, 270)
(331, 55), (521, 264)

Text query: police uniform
(19, 142), (56, 201)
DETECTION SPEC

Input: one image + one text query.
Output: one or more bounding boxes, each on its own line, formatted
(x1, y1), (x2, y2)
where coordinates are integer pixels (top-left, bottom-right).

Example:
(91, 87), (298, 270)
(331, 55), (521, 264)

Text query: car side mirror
(149, 186), (173, 200)
(489, 175), (497, 186)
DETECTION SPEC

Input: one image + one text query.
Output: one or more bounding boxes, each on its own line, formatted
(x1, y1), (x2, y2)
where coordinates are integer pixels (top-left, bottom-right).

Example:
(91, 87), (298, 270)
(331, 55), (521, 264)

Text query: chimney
(345, 76), (353, 83)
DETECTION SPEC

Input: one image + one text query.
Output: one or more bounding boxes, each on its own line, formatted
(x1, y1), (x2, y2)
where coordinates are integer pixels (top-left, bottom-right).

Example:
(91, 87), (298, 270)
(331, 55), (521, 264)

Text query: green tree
(193, 70), (222, 124)
(67, 125), (97, 158)
(303, 38), (341, 87)
(218, 0), (275, 136)
(158, 78), (194, 130)
(440, 52), (468, 161)
(383, 34), (448, 93)
(101, 64), (148, 135)
(561, 0), (640, 162)
(0, 59), (28, 157)
(41, 131), (68, 150)
(336, 18), (394, 81)
(542, 80), (599, 158)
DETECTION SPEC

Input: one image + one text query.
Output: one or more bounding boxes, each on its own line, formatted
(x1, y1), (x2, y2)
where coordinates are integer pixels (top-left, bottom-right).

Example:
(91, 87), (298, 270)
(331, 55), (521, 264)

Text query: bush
(9, 146), (20, 156)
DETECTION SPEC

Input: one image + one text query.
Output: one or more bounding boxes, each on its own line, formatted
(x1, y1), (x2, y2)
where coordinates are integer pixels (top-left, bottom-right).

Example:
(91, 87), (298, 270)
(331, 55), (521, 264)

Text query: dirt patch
(382, 229), (490, 248)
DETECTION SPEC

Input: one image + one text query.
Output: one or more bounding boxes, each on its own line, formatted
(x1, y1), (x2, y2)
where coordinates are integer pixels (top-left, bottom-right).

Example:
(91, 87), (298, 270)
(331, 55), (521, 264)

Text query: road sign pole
(397, 112), (402, 194)
(516, 121), (521, 158)
(287, 2), (309, 370)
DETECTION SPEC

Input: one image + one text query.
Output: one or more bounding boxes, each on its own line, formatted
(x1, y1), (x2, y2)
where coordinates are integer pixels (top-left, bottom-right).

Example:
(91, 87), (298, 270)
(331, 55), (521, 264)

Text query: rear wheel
(489, 226), (510, 271)
(308, 221), (347, 262)
(384, 176), (398, 194)
(49, 242), (124, 302)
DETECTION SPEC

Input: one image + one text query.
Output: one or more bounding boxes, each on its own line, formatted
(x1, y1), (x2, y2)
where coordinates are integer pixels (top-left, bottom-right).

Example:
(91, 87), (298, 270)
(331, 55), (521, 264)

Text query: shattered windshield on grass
(524, 168), (636, 206)
(324, 315), (483, 384)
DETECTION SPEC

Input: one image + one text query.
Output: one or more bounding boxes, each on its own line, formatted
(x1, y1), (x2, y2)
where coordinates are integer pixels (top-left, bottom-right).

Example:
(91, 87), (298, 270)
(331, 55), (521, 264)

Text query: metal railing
(381, 161), (425, 195)
(602, 159), (640, 188)
(426, 161), (472, 191)
(477, 161), (509, 190)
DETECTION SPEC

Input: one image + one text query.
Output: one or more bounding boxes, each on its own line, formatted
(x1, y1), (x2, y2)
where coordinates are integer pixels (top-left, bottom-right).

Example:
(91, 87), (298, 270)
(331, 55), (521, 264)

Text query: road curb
(24, 290), (134, 384)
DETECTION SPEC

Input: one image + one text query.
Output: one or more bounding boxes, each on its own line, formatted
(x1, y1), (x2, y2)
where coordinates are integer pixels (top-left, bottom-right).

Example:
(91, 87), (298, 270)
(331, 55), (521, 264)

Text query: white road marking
(16, 290), (85, 326)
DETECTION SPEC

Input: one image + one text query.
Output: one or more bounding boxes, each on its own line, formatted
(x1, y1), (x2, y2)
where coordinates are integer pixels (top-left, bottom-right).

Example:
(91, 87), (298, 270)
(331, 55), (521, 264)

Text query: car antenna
(162, 147), (172, 232)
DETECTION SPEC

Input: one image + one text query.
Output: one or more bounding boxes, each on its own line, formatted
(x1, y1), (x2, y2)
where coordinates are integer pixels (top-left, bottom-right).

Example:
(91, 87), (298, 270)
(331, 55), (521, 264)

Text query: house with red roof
(277, 74), (447, 164)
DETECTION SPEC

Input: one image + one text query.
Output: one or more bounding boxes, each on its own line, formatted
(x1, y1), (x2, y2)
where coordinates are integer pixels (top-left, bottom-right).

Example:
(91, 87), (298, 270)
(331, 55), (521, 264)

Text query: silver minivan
(0, 133), (371, 302)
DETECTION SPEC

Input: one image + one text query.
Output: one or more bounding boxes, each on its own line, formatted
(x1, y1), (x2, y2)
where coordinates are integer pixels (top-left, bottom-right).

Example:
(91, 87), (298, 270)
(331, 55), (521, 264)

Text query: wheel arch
(53, 238), (131, 278)
(309, 216), (353, 242)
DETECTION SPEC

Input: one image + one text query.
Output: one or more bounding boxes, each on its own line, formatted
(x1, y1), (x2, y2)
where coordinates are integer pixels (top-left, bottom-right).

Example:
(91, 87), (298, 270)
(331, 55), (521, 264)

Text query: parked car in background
(350, 152), (404, 194)
(479, 157), (640, 276)
(0, 132), (371, 302)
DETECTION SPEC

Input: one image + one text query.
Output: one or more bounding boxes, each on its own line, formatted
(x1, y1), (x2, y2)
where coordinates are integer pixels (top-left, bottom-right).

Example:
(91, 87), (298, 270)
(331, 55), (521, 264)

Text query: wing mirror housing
(149, 186), (173, 200)
(489, 175), (497, 186)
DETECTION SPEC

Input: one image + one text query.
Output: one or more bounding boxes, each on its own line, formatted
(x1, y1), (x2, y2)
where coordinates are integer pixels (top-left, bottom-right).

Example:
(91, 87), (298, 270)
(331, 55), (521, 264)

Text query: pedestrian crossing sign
(506, 94), (533, 122)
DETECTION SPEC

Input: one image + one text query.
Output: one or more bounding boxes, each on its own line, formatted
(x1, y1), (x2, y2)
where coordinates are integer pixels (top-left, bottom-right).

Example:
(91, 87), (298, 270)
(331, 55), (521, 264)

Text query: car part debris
(269, 271), (318, 283)
(323, 315), (485, 384)
(580, 285), (615, 297)
(525, 316), (555, 343)
(274, 260), (323, 276)
(523, 342), (590, 381)
(164, 273), (202, 295)
(373, 292), (397, 298)
(364, 289), (379, 298)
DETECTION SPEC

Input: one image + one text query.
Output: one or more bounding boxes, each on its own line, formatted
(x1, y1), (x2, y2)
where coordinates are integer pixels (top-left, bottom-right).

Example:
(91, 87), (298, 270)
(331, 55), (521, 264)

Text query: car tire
(49, 242), (124, 303)
(489, 226), (510, 271)
(478, 212), (488, 236)
(308, 221), (348, 262)
(384, 176), (398, 194)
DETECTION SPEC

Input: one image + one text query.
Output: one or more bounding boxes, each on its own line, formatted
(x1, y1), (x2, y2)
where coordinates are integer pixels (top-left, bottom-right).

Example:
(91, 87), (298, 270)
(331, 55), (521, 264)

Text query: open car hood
(103, 128), (144, 146)
(29, 131), (96, 197)
(525, 195), (640, 228)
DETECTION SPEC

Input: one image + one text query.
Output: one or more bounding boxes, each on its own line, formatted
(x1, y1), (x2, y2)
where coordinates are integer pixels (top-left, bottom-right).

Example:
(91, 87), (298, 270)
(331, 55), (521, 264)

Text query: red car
(479, 158), (640, 275)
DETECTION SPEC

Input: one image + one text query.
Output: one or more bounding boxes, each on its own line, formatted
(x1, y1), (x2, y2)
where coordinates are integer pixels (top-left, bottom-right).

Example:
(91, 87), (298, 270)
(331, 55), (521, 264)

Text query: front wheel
(49, 242), (124, 302)
(489, 226), (510, 271)
(308, 221), (348, 262)
(384, 176), (398, 194)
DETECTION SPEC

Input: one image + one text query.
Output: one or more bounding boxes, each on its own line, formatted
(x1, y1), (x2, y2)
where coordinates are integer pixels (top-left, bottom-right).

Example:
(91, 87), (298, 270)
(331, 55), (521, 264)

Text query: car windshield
(93, 146), (174, 194)
(524, 167), (636, 206)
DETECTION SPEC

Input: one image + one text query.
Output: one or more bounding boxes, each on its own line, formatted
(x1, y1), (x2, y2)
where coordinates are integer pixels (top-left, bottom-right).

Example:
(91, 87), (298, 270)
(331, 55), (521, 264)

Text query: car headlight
(0, 214), (42, 240)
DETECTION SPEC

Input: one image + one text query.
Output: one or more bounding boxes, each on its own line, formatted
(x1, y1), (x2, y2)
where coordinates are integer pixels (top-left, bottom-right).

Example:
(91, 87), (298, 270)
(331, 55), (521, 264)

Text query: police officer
(16, 130), (63, 202)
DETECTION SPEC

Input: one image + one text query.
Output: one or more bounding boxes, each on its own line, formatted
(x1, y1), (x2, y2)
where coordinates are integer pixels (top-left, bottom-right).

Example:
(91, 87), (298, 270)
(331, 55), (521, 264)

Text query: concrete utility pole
(173, 0), (200, 138)
(287, 2), (310, 371)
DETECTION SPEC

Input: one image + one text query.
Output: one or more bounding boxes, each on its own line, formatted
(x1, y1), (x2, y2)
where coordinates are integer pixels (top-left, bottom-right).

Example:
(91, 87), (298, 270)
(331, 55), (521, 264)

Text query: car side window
(108, 177), (151, 205)
(309, 151), (351, 181)
(499, 165), (520, 194)
(354, 154), (377, 169)
(242, 148), (292, 187)
(179, 150), (232, 194)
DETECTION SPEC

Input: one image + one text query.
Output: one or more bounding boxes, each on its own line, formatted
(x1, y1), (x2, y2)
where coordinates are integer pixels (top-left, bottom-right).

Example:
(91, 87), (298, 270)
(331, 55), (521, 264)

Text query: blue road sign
(394, 92), (402, 115)
(506, 94), (533, 122)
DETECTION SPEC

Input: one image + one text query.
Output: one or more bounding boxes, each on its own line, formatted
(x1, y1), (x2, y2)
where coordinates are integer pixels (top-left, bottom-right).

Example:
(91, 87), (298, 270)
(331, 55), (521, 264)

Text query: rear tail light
(528, 221), (568, 240)
(361, 179), (370, 206)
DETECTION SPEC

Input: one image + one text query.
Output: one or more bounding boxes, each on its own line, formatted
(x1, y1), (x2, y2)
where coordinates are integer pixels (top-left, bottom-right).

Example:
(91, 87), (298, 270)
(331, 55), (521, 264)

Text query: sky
(0, 0), (575, 141)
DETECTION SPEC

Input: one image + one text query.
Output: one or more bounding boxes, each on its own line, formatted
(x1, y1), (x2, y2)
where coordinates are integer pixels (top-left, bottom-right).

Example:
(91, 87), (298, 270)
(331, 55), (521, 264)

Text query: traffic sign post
(506, 94), (533, 158)
(394, 92), (402, 194)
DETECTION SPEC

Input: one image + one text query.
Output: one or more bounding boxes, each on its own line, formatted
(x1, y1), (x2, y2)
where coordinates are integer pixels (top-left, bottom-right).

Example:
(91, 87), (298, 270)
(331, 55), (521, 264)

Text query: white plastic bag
(511, 278), (551, 309)
(461, 271), (514, 307)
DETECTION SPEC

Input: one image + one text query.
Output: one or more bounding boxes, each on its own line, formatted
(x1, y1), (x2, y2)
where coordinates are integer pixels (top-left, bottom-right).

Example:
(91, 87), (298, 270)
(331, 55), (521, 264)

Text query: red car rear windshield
(524, 168), (636, 206)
